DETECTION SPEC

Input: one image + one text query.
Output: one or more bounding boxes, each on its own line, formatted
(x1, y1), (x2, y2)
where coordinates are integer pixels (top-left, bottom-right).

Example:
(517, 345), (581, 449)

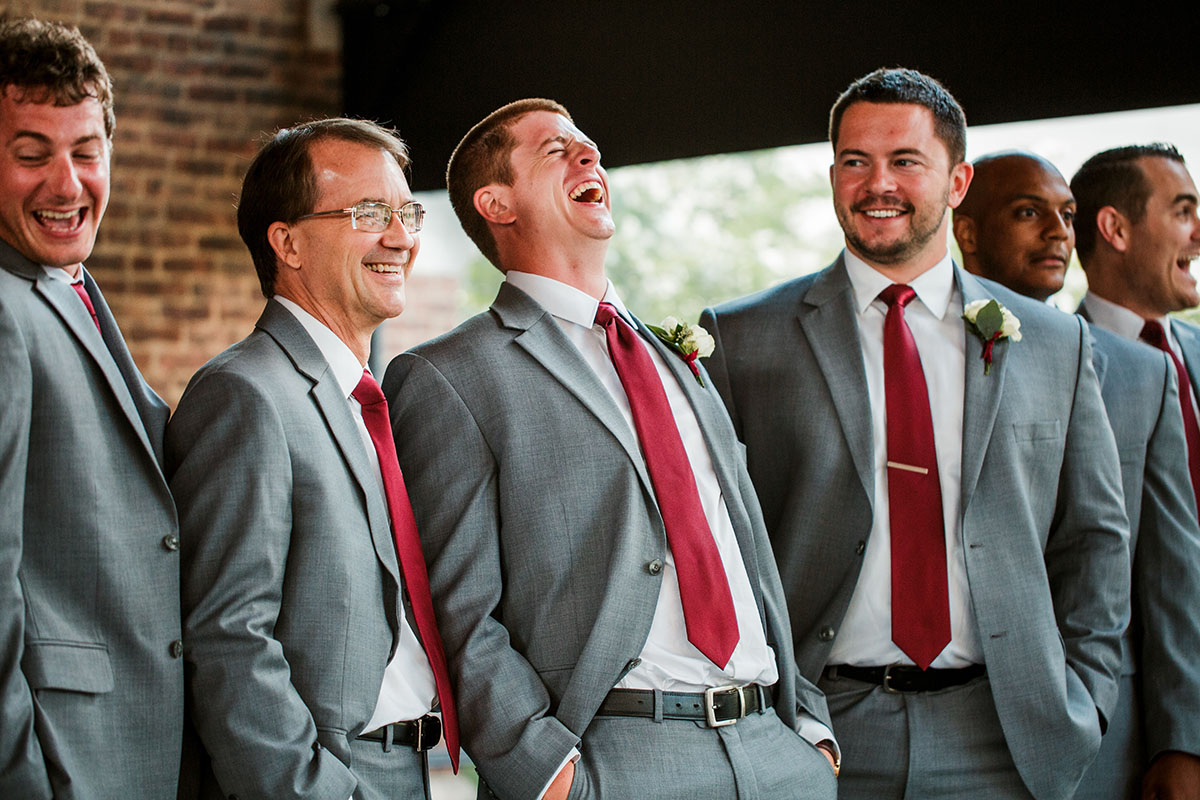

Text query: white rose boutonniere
(647, 316), (716, 386)
(962, 299), (1021, 375)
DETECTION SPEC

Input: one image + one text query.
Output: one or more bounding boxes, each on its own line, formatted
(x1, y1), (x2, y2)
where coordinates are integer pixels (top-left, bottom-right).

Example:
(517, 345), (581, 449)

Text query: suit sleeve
(167, 369), (357, 800)
(385, 353), (581, 800)
(0, 301), (54, 799)
(1135, 354), (1200, 759)
(1045, 319), (1131, 727)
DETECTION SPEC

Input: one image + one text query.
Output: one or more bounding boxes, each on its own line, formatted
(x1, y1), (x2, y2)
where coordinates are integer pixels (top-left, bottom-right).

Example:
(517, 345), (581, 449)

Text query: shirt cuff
(795, 712), (839, 759)
(536, 748), (581, 800)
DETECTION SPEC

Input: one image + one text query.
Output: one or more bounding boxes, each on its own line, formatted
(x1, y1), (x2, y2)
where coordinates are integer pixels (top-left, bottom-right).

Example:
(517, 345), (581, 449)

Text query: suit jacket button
(855, 540), (865, 556)
(169, 640), (184, 658)
(818, 626), (836, 642)
(162, 534), (180, 551)
(646, 559), (663, 575)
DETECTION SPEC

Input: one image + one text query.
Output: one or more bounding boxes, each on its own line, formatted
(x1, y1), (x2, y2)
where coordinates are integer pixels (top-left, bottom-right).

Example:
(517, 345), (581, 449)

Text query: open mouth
(1176, 254), (1198, 272)
(569, 180), (604, 204)
(34, 208), (86, 233)
(862, 209), (904, 219)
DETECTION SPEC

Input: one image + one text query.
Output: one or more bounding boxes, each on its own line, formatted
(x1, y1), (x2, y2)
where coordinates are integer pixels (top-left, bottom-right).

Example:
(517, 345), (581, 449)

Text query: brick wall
(3, 0), (459, 405)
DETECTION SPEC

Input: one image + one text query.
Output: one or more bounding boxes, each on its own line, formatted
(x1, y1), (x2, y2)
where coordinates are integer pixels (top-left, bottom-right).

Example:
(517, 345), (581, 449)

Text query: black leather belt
(356, 714), (442, 751)
(596, 684), (773, 727)
(824, 663), (985, 694)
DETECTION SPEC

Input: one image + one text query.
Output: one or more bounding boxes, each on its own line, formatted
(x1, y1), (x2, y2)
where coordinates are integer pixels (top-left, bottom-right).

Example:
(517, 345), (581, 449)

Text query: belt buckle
(413, 714), (442, 752)
(704, 684), (744, 728)
(882, 664), (915, 695)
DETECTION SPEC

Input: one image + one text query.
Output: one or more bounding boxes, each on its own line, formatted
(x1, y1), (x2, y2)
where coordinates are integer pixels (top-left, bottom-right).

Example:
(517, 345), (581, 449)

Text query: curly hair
(0, 17), (114, 138)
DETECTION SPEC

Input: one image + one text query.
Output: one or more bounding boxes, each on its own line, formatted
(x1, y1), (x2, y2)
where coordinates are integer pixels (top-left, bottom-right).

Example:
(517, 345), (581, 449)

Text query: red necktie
(72, 282), (101, 333)
(1140, 320), (1200, 514)
(352, 370), (459, 771)
(594, 303), (739, 668)
(879, 285), (950, 670)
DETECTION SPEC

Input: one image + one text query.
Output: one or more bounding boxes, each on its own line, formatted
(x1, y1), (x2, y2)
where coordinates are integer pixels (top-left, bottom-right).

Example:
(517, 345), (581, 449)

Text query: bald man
(955, 152), (1200, 800)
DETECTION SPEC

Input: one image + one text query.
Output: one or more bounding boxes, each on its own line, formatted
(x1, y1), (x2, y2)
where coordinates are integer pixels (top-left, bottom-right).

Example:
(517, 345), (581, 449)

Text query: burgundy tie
(72, 282), (101, 333)
(1140, 320), (1200, 514)
(352, 370), (459, 770)
(594, 303), (740, 668)
(879, 285), (950, 670)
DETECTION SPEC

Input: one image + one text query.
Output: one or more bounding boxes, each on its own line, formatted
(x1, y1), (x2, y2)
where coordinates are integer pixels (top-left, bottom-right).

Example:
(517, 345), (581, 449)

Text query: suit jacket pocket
(1012, 420), (1061, 443)
(23, 640), (114, 694)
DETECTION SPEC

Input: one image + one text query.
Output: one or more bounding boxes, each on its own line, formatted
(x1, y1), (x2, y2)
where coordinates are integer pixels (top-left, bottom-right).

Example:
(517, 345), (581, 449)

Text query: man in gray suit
(383, 98), (838, 800)
(955, 151), (1200, 800)
(0, 18), (184, 799)
(167, 118), (457, 799)
(701, 69), (1130, 799)
(1067, 144), (1200, 798)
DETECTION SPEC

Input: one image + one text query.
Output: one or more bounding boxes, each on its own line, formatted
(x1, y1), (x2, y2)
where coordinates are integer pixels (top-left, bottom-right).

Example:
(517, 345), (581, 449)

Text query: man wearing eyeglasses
(166, 117), (455, 800)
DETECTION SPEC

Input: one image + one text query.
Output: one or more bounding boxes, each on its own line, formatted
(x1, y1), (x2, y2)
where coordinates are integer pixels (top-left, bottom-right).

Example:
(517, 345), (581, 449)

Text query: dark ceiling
(339, 0), (1200, 192)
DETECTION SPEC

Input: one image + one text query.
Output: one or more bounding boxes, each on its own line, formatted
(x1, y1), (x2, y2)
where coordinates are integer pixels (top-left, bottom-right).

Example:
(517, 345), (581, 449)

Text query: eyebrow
(10, 130), (105, 147)
(837, 147), (926, 159)
(1174, 193), (1199, 206)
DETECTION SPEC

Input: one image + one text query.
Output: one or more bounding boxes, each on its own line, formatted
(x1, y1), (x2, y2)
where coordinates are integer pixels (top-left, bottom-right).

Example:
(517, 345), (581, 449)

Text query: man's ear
(475, 185), (516, 225)
(268, 221), (303, 270)
(1095, 206), (1129, 253)
(947, 161), (974, 210)
(953, 214), (978, 255)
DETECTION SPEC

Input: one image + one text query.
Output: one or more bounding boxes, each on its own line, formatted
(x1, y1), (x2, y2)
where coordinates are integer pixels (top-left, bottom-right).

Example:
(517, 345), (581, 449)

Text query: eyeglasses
(295, 200), (425, 233)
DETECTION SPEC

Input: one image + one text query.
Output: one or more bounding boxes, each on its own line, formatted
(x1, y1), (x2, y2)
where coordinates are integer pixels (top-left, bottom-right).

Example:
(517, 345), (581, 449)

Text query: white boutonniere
(647, 316), (715, 386)
(962, 299), (1021, 375)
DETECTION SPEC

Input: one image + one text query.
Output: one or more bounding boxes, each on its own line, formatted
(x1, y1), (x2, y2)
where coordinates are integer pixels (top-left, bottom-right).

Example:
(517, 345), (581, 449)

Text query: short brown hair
(1070, 144), (1186, 262)
(829, 67), (966, 167)
(237, 117), (410, 297)
(0, 17), (114, 139)
(446, 98), (571, 269)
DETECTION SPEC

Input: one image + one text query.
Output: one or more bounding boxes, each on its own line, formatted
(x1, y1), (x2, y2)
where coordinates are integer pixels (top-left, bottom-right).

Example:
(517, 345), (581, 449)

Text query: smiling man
(0, 19), (184, 799)
(1073, 145), (1200, 517)
(382, 98), (838, 800)
(166, 118), (457, 800)
(701, 68), (1130, 799)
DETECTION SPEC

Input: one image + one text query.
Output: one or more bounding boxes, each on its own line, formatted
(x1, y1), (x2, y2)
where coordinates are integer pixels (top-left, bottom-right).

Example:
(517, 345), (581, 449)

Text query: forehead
(308, 137), (409, 204)
(836, 102), (941, 153)
(0, 91), (107, 142)
(1139, 155), (1198, 203)
(510, 110), (589, 151)
(991, 159), (1073, 205)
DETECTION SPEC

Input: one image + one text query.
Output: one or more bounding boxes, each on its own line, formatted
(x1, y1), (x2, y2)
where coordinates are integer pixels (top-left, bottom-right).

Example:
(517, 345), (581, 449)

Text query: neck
(275, 287), (372, 365)
(1086, 256), (1166, 321)
(501, 240), (609, 300)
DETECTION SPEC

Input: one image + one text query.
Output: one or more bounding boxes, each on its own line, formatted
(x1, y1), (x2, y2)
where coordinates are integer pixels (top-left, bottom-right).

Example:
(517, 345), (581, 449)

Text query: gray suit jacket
(1076, 304), (1200, 765)
(700, 258), (1131, 800)
(383, 282), (830, 800)
(0, 239), (183, 799)
(167, 300), (405, 799)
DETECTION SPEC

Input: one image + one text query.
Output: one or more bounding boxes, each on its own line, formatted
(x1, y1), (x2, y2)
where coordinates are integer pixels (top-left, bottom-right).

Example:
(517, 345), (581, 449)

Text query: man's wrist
(816, 739), (840, 777)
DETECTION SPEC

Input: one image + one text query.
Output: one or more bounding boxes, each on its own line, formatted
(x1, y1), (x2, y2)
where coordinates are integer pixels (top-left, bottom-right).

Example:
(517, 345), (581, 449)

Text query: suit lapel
(1171, 319), (1200, 399)
(495, 283), (653, 490)
(258, 302), (401, 587)
(796, 258), (874, 504)
(958, 268), (1011, 505)
(30, 267), (162, 468)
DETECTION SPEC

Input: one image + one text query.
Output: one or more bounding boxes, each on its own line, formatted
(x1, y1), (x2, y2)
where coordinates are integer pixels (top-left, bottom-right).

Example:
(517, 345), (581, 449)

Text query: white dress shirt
(828, 250), (984, 668)
(275, 296), (438, 729)
(505, 272), (832, 751)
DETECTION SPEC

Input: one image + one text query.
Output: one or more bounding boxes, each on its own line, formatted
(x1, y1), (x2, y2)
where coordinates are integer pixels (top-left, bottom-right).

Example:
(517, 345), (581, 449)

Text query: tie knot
(1140, 319), (1168, 349)
(594, 301), (619, 327)
(351, 369), (385, 406)
(879, 284), (916, 309)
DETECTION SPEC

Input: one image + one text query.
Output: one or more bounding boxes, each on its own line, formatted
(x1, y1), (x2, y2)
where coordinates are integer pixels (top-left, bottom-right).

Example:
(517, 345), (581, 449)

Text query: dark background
(338, 0), (1200, 191)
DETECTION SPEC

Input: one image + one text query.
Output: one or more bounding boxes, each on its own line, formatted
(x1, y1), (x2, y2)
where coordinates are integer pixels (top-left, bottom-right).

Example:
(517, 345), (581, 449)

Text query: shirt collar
(1083, 291), (1171, 343)
(273, 295), (367, 399)
(843, 248), (955, 319)
(506, 270), (634, 328)
(42, 265), (83, 285)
